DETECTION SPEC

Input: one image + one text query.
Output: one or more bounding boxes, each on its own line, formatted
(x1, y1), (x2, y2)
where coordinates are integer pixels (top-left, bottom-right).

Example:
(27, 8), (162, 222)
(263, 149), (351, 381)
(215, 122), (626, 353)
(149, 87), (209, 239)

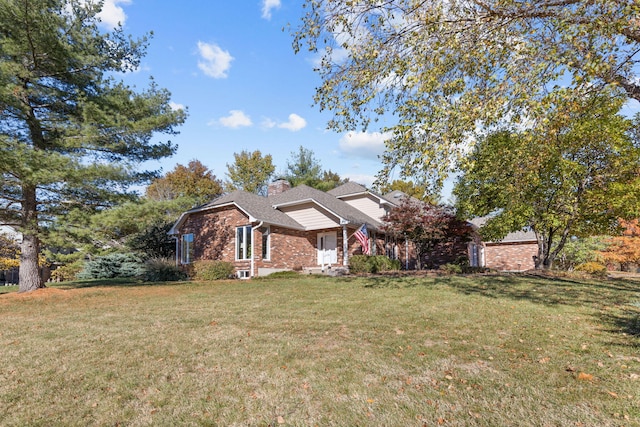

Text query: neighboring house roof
(470, 216), (538, 243)
(269, 184), (382, 230)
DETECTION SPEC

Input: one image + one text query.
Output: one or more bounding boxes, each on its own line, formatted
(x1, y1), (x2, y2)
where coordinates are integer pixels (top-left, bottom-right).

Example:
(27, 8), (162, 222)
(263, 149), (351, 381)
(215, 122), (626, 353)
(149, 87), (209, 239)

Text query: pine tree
(0, 0), (186, 291)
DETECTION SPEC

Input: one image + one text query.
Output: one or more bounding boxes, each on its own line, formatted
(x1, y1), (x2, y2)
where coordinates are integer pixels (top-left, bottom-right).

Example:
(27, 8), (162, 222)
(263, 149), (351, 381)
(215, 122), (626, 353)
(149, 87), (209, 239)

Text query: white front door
(317, 231), (338, 265)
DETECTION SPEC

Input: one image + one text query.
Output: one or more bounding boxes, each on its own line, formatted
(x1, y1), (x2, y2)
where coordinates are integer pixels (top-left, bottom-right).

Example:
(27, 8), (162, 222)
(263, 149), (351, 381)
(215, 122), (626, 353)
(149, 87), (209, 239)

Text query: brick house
(468, 217), (538, 271)
(169, 181), (418, 277)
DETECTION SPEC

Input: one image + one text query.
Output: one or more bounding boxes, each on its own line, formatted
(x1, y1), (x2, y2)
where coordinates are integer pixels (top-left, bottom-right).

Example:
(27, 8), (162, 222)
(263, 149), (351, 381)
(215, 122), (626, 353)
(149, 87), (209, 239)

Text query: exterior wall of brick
(179, 206), (367, 274)
(484, 242), (537, 271)
(181, 205), (504, 274)
(179, 205), (244, 264)
(255, 226), (317, 271)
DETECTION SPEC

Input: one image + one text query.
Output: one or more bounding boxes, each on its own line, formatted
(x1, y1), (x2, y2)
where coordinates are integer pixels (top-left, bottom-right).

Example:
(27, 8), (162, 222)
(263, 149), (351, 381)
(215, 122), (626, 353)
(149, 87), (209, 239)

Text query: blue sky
(98, 0), (389, 189)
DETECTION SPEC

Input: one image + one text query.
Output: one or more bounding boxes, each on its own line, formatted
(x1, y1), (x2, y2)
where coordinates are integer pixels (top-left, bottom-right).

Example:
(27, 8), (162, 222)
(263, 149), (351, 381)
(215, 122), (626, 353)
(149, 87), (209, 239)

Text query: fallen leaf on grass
(577, 372), (594, 381)
(277, 416), (285, 424)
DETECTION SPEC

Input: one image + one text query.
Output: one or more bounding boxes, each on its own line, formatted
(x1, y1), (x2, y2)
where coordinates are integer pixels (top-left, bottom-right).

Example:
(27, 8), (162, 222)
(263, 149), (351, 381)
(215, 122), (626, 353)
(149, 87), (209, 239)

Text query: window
(181, 233), (194, 264)
(261, 226), (270, 260)
(236, 225), (252, 260)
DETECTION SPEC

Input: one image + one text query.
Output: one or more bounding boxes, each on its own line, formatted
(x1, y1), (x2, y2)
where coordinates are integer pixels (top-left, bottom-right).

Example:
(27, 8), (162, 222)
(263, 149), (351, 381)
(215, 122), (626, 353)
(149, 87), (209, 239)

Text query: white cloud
(339, 131), (389, 160)
(261, 0), (281, 20)
(96, 0), (131, 28)
(169, 102), (185, 111)
(261, 114), (307, 131)
(197, 42), (234, 79)
(261, 118), (277, 129)
(278, 114), (307, 131)
(217, 110), (253, 129)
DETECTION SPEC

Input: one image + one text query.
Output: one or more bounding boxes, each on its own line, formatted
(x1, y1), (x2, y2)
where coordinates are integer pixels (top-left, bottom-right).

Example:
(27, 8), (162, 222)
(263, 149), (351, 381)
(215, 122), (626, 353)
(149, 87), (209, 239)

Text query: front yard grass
(0, 273), (638, 426)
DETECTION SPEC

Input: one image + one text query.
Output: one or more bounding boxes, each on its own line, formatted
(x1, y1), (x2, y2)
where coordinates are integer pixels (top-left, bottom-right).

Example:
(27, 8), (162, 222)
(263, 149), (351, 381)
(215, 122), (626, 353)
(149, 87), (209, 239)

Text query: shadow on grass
(56, 278), (191, 290)
(359, 272), (640, 346)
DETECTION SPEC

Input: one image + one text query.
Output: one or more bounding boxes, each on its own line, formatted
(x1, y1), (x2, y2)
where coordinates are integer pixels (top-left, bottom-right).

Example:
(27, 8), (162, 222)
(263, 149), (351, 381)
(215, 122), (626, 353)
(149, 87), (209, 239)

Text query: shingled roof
(168, 190), (304, 235)
(268, 184), (382, 229)
(169, 183), (389, 236)
(329, 182), (397, 206)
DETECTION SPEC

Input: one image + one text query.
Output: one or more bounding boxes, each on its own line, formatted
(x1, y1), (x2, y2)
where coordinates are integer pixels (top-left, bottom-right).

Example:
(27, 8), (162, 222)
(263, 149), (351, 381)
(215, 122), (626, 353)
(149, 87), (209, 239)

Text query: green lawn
(1, 273), (638, 426)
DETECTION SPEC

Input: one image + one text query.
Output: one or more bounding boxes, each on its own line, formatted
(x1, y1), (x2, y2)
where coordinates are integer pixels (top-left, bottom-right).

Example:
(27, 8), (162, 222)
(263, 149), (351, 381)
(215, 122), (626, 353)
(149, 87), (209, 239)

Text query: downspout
(342, 225), (348, 266)
(250, 221), (263, 278)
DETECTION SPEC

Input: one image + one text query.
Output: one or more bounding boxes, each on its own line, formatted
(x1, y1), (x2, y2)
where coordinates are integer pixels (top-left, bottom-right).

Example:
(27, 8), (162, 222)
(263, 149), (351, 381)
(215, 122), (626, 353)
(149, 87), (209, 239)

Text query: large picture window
(181, 233), (194, 264)
(236, 225), (252, 260)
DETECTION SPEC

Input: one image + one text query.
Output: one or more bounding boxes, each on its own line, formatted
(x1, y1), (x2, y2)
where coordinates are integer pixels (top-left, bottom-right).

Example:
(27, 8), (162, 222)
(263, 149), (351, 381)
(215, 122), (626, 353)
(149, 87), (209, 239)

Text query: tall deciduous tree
(146, 160), (223, 205)
(454, 93), (640, 270)
(0, 0), (186, 291)
(225, 150), (275, 195)
(294, 0), (640, 190)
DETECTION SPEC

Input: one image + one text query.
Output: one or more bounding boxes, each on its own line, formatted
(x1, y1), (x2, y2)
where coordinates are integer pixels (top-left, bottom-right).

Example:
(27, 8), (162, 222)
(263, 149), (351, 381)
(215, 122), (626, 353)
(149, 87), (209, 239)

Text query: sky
(97, 0), (390, 190)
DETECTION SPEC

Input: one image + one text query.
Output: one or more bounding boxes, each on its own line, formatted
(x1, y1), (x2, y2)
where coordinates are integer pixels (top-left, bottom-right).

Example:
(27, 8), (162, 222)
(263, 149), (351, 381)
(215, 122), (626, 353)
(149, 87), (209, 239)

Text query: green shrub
(192, 260), (235, 281)
(440, 263), (463, 274)
(349, 255), (401, 274)
(50, 261), (84, 282)
(369, 255), (401, 273)
(349, 255), (370, 273)
(78, 253), (145, 279)
(143, 258), (187, 282)
(574, 261), (607, 277)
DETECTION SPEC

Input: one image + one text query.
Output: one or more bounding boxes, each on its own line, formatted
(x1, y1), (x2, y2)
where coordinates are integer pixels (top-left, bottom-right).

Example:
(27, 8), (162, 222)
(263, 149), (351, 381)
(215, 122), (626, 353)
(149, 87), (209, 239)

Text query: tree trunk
(18, 185), (44, 293)
(534, 231), (554, 270)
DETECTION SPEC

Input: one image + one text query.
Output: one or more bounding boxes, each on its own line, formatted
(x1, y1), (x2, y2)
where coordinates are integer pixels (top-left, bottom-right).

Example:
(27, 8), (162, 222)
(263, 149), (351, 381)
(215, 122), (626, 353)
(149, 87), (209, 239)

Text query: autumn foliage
(0, 234), (19, 271)
(382, 197), (472, 269)
(599, 219), (640, 270)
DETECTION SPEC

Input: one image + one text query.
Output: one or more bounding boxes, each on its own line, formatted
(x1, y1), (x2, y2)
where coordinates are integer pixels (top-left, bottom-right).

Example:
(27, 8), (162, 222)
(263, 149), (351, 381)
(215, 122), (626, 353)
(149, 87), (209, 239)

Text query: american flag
(354, 224), (370, 255)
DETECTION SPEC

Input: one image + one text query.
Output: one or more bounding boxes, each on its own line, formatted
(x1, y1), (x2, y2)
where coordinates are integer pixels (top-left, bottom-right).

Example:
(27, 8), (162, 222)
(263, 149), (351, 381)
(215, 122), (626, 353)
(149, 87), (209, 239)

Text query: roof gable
(269, 184), (381, 229)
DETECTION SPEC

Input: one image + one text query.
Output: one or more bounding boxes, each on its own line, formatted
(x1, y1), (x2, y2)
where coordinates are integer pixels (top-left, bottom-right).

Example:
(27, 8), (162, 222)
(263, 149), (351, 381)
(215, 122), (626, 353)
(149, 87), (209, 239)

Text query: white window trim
(181, 233), (194, 264)
(236, 225), (252, 261)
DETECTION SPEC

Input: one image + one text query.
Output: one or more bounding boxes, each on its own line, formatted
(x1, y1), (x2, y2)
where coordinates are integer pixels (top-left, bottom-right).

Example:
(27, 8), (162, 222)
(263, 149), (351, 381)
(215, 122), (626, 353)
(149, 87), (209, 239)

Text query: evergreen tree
(0, 0), (186, 291)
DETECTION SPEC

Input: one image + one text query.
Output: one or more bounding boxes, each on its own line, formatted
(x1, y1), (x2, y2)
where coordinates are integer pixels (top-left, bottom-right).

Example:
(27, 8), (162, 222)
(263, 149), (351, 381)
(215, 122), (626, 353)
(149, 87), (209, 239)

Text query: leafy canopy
(454, 92), (640, 269)
(146, 160), (223, 205)
(294, 0), (640, 190)
(382, 197), (472, 269)
(225, 150), (275, 195)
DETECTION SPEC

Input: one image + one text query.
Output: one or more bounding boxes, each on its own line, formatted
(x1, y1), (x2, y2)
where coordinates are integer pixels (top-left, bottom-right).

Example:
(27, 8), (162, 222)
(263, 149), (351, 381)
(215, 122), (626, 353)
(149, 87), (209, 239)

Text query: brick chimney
(268, 179), (291, 196)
